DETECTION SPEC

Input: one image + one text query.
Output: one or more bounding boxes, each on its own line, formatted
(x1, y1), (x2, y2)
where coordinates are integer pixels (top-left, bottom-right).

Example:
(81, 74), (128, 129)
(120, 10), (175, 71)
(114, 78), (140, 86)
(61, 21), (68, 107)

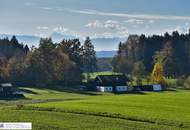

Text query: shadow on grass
(113, 91), (147, 95)
(0, 96), (26, 101)
(164, 88), (177, 91)
(54, 88), (102, 96)
(29, 86), (149, 96)
(19, 88), (38, 94)
(20, 85), (181, 97)
(21, 85), (102, 96)
(154, 88), (178, 93)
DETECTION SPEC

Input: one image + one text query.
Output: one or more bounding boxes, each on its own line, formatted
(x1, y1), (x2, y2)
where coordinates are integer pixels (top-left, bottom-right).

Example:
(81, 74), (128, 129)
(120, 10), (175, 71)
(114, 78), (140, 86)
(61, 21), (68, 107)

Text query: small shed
(0, 83), (24, 98)
(0, 83), (14, 97)
(152, 84), (162, 91)
(95, 75), (129, 92)
(134, 84), (163, 91)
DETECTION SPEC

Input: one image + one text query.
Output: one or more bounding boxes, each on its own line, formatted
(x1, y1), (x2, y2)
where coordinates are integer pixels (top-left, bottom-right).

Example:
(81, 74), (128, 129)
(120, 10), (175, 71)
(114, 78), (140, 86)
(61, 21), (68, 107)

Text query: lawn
(0, 110), (184, 130)
(0, 87), (190, 130)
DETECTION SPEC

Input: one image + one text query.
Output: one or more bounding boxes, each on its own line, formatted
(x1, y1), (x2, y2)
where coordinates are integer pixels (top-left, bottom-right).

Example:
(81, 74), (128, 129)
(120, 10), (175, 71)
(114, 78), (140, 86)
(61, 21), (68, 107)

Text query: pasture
(0, 87), (190, 130)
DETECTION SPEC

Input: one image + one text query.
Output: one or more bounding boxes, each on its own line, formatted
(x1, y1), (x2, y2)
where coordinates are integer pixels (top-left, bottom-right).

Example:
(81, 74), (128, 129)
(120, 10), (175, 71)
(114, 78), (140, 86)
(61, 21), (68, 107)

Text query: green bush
(176, 76), (186, 87)
(184, 76), (190, 89)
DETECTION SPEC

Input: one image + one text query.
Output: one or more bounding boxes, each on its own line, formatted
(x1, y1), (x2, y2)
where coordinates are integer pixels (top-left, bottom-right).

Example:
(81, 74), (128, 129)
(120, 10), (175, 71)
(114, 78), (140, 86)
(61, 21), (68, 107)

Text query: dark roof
(95, 75), (129, 86)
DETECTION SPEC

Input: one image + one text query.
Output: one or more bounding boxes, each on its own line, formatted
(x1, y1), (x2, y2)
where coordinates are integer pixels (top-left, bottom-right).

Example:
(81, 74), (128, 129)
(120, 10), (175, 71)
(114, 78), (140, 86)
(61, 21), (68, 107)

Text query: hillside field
(0, 87), (190, 130)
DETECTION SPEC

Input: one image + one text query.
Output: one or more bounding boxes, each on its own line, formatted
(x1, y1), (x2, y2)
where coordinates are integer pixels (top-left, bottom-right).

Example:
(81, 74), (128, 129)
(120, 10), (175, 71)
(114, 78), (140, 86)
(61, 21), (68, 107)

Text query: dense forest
(0, 36), (97, 86)
(112, 30), (190, 78)
(0, 36), (29, 59)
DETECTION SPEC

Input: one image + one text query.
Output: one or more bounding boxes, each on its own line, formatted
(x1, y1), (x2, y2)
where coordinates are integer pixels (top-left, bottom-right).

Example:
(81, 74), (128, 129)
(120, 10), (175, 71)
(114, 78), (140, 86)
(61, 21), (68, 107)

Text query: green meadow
(0, 87), (190, 130)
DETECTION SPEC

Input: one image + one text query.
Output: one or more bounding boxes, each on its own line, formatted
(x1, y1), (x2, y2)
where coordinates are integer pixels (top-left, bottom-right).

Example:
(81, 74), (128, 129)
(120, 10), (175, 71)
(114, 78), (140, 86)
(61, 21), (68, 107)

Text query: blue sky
(0, 0), (190, 39)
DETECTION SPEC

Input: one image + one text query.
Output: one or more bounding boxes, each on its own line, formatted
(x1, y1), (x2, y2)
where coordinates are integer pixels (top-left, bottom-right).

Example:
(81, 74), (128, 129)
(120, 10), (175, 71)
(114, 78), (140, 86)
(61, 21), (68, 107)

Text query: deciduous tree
(151, 62), (165, 85)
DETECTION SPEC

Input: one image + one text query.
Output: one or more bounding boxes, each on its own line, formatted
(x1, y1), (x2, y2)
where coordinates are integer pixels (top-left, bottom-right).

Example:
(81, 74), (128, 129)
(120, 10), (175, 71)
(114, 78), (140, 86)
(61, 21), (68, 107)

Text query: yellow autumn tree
(151, 62), (165, 85)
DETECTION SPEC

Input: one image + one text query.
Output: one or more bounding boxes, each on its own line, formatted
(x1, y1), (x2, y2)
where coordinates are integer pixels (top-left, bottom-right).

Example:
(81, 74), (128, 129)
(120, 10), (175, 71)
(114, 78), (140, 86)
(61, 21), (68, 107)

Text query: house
(0, 83), (13, 97)
(95, 75), (129, 92)
(152, 84), (162, 91)
(0, 83), (24, 98)
(134, 84), (163, 91)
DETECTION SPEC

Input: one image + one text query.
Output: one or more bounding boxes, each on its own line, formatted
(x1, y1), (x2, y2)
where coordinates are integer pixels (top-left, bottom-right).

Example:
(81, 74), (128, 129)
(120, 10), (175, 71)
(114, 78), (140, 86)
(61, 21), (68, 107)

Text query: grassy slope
(0, 87), (190, 130)
(34, 90), (190, 122)
(0, 87), (89, 107)
(0, 110), (184, 130)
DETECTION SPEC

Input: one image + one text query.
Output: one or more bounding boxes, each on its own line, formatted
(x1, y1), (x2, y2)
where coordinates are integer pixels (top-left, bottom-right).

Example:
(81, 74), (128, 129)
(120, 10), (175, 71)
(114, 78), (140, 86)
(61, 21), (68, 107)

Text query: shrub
(16, 102), (24, 109)
(184, 76), (190, 89)
(176, 75), (186, 87)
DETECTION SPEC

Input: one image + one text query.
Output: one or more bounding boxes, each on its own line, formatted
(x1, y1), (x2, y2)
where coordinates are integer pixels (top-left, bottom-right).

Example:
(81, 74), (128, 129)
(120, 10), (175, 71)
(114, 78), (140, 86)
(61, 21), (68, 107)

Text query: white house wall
(153, 84), (162, 91)
(116, 86), (128, 92)
(97, 86), (113, 92)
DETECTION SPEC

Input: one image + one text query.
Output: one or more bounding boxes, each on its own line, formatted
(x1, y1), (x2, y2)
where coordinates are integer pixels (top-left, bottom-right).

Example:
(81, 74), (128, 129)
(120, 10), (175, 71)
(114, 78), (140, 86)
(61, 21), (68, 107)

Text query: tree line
(0, 36), (97, 86)
(112, 30), (190, 78)
(1, 30), (190, 87)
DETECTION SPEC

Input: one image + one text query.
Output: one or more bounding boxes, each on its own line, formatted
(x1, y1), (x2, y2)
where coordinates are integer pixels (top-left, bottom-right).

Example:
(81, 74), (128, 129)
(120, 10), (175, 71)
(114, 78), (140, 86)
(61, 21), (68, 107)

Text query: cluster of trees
(1, 30), (190, 88)
(0, 36), (29, 59)
(0, 36), (29, 82)
(112, 30), (190, 79)
(97, 58), (113, 72)
(0, 36), (97, 86)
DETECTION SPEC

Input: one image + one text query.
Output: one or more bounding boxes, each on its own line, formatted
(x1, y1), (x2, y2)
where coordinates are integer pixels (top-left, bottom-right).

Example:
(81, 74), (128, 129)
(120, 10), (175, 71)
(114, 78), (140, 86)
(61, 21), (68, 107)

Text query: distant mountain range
(0, 33), (123, 58)
(91, 37), (126, 51)
(96, 50), (117, 58)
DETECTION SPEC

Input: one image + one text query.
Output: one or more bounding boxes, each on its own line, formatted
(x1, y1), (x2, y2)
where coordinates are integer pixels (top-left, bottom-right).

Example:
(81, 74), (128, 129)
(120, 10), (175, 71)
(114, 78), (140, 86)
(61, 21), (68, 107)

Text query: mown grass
(0, 109), (186, 130)
(0, 87), (190, 130)
(0, 87), (90, 107)
(32, 89), (190, 129)
(23, 87), (89, 100)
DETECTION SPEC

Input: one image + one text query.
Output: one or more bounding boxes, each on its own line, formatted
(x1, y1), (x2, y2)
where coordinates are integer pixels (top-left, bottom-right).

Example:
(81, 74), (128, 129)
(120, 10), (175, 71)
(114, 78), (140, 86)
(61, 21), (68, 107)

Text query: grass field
(0, 87), (190, 130)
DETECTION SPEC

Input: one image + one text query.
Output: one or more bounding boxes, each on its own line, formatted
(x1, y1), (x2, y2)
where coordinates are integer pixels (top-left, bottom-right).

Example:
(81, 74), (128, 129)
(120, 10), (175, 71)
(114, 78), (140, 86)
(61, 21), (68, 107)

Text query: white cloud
(68, 9), (190, 21)
(85, 20), (103, 28)
(174, 26), (188, 34)
(53, 26), (69, 33)
(85, 20), (121, 30)
(38, 7), (53, 10)
(149, 20), (155, 24)
(166, 23), (190, 34)
(104, 20), (120, 30)
(53, 26), (80, 38)
(36, 26), (49, 30)
(105, 20), (118, 24)
(124, 19), (155, 25)
(125, 19), (144, 24)
(85, 20), (129, 38)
